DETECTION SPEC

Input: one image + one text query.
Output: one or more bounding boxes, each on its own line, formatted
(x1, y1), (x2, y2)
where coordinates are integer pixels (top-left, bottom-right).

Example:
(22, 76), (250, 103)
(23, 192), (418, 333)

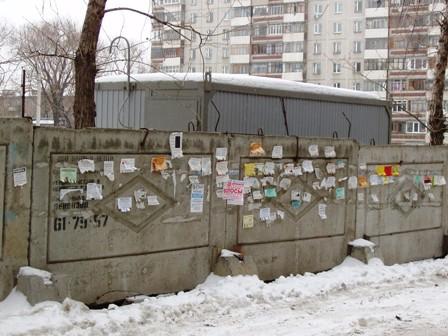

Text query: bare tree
(9, 19), (80, 126)
(73, 1), (204, 128)
(97, 39), (151, 76)
(0, 23), (13, 90)
(429, 3), (448, 145)
(73, 0), (107, 129)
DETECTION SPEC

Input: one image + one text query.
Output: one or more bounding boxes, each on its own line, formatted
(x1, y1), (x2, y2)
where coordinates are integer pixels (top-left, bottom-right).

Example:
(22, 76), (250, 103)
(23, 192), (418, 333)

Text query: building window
(284, 63), (303, 72)
(313, 42), (321, 55)
(189, 49), (196, 60)
(390, 79), (406, 91)
(313, 63), (321, 75)
(268, 24), (283, 35)
(334, 2), (343, 13)
(366, 38), (388, 49)
(206, 11), (214, 22)
(314, 23), (322, 34)
(190, 13), (197, 23)
(366, 18), (388, 29)
(353, 41), (362, 53)
(333, 42), (342, 54)
(353, 62), (362, 72)
(207, 0), (213, 4)
(333, 22), (342, 34)
(205, 47), (212, 59)
(353, 20), (363, 33)
(406, 121), (425, 133)
(333, 82), (341, 88)
(222, 29), (230, 41)
(410, 100), (427, 113)
(333, 63), (341, 73)
(191, 0), (197, 5)
(392, 100), (407, 112)
(352, 82), (361, 90)
(407, 58), (427, 70)
(222, 65), (229, 73)
(354, 0), (362, 13)
(270, 4), (283, 15)
(314, 3), (323, 17)
(222, 47), (229, 58)
(364, 59), (388, 71)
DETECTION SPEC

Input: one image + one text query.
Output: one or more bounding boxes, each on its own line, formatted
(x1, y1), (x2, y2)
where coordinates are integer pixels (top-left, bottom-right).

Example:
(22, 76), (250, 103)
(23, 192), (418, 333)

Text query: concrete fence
(0, 118), (446, 303)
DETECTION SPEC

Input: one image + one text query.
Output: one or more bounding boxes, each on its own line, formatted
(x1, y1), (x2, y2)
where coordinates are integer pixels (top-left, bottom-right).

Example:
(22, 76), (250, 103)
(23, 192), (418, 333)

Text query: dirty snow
(1, 256), (448, 335)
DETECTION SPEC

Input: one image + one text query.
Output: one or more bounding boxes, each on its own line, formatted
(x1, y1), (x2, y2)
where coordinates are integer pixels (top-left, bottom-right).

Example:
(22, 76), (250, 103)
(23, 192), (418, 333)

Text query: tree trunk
(73, 0), (107, 129)
(429, 7), (448, 145)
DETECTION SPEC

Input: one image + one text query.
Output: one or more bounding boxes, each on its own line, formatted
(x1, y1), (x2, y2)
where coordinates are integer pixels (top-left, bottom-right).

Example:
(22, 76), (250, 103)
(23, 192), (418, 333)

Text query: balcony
(283, 13), (305, 23)
(282, 72), (303, 81)
(230, 36), (250, 44)
(230, 54), (250, 64)
(364, 49), (388, 59)
(362, 70), (387, 80)
(282, 32), (304, 42)
(162, 57), (181, 67)
(282, 52), (303, 62)
(231, 0), (250, 6)
(365, 7), (388, 18)
(231, 17), (251, 26)
(429, 2), (445, 12)
(365, 28), (388, 38)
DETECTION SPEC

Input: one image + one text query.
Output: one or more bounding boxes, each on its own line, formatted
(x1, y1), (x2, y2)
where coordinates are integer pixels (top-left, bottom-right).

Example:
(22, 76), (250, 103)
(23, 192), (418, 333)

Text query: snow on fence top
(96, 73), (385, 103)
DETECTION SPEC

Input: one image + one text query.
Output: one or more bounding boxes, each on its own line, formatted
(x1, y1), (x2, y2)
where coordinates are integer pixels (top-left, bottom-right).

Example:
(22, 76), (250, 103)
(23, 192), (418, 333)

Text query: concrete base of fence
(213, 255), (258, 277)
(17, 272), (71, 305)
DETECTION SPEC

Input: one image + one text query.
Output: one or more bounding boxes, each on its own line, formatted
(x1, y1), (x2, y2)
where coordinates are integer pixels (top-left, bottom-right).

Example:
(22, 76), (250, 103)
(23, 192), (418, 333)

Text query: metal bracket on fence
(333, 131), (339, 139)
(257, 128), (264, 136)
(140, 128), (150, 148)
(369, 138), (376, 145)
(187, 121), (196, 132)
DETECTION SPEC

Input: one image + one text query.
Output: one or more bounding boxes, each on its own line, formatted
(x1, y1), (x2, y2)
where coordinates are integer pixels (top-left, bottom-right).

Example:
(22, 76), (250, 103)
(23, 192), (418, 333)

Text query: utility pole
(21, 69), (25, 118)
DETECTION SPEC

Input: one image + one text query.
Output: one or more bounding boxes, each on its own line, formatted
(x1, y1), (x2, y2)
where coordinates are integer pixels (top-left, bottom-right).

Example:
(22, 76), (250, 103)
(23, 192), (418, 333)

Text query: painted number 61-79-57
(53, 215), (108, 232)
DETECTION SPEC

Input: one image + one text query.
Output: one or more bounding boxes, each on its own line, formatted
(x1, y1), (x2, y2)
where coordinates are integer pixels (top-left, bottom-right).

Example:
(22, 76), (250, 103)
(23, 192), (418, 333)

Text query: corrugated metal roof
(96, 73), (388, 107)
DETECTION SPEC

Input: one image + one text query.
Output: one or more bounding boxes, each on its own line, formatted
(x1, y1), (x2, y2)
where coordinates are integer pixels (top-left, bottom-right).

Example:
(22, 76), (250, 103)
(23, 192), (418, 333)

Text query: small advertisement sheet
(223, 180), (244, 206)
(190, 183), (205, 213)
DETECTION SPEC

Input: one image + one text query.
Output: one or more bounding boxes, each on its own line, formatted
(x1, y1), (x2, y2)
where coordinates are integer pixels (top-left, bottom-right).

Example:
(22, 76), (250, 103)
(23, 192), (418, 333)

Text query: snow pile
(220, 249), (241, 258)
(17, 266), (53, 285)
(0, 288), (31, 319)
(1, 256), (448, 335)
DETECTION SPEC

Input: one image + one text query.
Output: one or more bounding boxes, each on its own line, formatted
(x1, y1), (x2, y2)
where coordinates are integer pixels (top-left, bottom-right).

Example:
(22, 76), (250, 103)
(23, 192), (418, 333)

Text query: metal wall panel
(95, 90), (146, 129)
(208, 91), (389, 144)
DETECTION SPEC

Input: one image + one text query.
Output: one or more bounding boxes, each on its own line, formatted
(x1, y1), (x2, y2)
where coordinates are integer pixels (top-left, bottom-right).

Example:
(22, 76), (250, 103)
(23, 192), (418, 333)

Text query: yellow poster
(244, 163), (256, 177)
(375, 165), (386, 176)
(243, 215), (254, 229)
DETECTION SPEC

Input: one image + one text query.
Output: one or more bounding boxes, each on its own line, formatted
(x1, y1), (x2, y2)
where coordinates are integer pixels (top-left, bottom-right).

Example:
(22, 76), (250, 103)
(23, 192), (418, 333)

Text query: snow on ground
(1, 256), (448, 335)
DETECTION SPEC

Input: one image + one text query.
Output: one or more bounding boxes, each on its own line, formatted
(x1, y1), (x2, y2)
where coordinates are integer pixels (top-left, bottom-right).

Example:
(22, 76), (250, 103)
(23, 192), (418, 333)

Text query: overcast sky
(0, 0), (153, 44)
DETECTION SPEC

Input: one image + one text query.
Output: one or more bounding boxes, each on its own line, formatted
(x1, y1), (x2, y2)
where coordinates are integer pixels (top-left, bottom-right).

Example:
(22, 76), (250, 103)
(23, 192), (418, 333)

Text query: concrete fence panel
(0, 119), (33, 299)
(230, 136), (359, 279)
(30, 127), (229, 303)
(357, 145), (448, 264)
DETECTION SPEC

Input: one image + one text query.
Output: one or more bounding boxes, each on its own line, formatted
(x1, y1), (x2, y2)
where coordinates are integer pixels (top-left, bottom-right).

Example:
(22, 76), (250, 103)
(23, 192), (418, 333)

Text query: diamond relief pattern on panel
(94, 175), (175, 233)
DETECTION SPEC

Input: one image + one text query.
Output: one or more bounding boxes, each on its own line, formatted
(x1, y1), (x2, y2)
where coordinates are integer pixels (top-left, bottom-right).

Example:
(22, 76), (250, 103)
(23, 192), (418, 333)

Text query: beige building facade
(151, 0), (446, 144)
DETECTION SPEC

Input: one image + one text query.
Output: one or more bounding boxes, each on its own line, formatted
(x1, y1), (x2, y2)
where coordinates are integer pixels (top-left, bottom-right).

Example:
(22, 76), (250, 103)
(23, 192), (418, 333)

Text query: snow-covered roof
(96, 73), (385, 103)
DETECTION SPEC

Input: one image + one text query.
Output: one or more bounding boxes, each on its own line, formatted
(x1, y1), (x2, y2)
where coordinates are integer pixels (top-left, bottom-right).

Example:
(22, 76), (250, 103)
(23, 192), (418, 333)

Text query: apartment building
(150, 0), (445, 144)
